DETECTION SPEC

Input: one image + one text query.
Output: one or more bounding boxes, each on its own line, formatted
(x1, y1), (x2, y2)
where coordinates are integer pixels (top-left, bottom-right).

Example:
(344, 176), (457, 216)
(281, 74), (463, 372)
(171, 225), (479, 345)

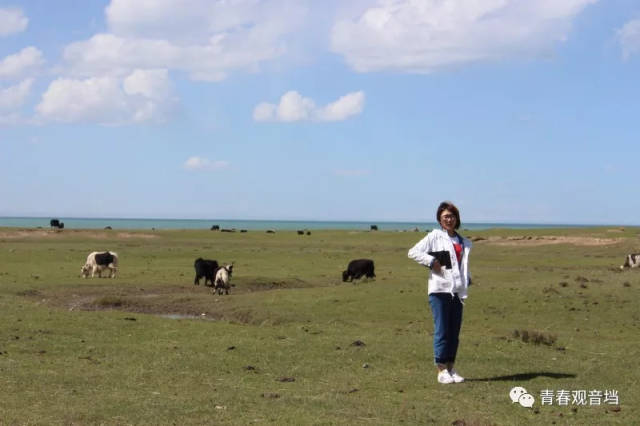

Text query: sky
(1, 0), (640, 225)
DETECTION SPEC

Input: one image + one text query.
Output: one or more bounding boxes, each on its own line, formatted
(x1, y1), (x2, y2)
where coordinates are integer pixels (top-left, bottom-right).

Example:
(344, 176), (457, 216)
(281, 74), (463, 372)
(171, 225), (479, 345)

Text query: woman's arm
(408, 233), (435, 267)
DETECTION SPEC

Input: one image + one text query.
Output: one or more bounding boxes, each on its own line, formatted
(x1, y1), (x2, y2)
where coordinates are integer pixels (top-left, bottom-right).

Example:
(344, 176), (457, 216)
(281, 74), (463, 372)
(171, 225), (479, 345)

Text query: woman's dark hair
(436, 201), (461, 230)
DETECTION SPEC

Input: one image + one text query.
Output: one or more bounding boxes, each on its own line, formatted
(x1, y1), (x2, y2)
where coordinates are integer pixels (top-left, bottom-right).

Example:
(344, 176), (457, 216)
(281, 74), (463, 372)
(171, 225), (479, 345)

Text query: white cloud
(0, 8), (28, 36)
(277, 91), (315, 121)
(618, 19), (640, 60)
(317, 91), (365, 121)
(62, 0), (306, 81)
(35, 69), (176, 125)
(123, 69), (171, 99)
(63, 34), (178, 78)
(0, 47), (44, 79)
(63, 32), (285, 82)
(254, 90), (365, 122)
(331, 0), (597, 73)
(183, 156), (229, 171)
(0, 79), (33, 111)
(106, 0), (278, 38)
(36, 77), (128, 124)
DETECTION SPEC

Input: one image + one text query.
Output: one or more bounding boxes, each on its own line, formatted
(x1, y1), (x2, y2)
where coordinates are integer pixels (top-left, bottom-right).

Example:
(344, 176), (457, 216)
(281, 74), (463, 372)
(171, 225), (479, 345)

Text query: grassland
(0, 226), (638, 425)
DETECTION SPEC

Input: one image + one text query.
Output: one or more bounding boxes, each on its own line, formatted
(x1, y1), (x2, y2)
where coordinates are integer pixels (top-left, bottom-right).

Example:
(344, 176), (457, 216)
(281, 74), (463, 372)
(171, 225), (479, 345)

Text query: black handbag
(428, 250), (452, 269)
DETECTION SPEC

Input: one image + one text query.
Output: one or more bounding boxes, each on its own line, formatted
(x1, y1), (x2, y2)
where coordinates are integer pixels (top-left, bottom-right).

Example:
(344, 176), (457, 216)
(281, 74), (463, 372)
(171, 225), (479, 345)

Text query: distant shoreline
(0, 216), (631, 231)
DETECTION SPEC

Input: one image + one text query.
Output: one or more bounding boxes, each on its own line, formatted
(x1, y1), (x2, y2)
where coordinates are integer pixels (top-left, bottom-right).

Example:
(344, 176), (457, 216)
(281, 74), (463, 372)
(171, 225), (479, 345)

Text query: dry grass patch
(480, 235), (621, 246)
(0, 229), (158, 240)
(0, 230), (52, 239)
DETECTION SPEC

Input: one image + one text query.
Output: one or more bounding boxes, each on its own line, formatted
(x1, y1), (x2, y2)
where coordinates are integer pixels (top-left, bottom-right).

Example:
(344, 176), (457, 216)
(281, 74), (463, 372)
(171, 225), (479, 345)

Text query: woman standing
(408, 201), (472, 384)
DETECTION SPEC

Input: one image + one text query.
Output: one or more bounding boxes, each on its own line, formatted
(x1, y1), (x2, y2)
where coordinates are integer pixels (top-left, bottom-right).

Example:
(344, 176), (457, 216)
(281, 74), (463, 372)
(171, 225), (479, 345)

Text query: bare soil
(18, 277), (315, 323)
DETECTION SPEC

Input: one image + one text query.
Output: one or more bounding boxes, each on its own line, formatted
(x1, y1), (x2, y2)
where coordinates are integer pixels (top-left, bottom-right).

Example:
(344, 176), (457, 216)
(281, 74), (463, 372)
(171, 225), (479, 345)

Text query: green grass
(0, 227), (639, 424)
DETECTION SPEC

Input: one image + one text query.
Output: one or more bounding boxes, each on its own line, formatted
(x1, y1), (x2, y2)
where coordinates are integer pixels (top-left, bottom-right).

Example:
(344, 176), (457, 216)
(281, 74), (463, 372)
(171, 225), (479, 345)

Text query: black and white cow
(342, 259), (376, 282)
(620, 253), (640, 269)
(81, 251), (119, 278)
(194, 258), (219, 286)
(214, 264), (234, 295)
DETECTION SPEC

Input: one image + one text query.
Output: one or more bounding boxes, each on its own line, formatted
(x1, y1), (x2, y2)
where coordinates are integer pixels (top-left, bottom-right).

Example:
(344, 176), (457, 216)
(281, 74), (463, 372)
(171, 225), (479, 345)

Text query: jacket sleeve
(464, 237), (473, 282)
(408, 233), (435, 267)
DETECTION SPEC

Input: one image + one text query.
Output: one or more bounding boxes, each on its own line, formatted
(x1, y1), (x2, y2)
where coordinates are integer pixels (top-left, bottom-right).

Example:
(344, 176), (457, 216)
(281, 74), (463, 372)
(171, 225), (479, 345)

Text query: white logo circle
(510, 386), (535, 408)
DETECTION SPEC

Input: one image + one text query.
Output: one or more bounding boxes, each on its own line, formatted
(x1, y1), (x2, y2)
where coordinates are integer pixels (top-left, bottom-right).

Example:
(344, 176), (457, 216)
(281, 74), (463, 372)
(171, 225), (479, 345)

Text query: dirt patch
(37, 285), (237, 320)
(243, 277), (312, 291)
(479, 236), (621, 247)
(0, 230), (52, 239)
(19, 279), (308, 324)
(81, 231), (158, 240)
(114, 232), (158, 239)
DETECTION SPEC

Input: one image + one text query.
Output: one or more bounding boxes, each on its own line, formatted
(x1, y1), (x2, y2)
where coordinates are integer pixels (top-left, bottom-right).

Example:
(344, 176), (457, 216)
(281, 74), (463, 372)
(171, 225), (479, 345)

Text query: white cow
(620, 253), (640, 269)
(81, 251), (119, 278)
(214, 264), (234, 295)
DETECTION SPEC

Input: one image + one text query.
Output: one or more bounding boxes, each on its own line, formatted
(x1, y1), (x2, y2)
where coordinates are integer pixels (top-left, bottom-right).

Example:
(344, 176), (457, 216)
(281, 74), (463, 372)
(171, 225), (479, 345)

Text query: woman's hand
(431, 259), (441, 274)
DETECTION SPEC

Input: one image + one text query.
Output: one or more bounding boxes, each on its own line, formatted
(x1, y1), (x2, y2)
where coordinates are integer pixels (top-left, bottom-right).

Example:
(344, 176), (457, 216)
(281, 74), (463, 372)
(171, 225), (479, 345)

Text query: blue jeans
(428, 293), (463, 364)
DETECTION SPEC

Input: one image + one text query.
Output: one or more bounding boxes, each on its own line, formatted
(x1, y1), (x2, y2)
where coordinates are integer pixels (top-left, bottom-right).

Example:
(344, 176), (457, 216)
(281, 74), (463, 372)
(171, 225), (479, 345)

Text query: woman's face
(439, 209), (457, 233)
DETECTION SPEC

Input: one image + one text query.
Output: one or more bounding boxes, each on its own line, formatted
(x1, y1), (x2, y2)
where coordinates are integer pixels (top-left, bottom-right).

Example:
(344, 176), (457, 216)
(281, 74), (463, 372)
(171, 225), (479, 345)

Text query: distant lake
(0, 217), (606, 231)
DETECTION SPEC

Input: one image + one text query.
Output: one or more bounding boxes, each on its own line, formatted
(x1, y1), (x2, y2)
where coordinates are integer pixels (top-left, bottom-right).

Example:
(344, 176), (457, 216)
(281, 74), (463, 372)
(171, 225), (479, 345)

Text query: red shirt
(452, 236), (463, 263)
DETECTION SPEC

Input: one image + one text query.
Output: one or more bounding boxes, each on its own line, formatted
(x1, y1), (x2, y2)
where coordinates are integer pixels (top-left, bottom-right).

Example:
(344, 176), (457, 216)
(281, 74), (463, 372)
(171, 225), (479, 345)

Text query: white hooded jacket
(408, 228), (472, 299)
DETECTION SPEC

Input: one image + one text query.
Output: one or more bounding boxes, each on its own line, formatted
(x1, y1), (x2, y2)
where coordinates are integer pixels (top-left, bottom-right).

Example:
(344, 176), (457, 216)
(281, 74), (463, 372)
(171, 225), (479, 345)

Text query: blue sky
(1, 0), (640, 224)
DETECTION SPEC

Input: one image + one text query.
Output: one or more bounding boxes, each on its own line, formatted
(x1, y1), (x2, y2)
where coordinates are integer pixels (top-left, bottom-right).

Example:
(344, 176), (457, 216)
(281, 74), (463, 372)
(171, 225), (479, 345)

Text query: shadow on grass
(466, 372), (576, 382)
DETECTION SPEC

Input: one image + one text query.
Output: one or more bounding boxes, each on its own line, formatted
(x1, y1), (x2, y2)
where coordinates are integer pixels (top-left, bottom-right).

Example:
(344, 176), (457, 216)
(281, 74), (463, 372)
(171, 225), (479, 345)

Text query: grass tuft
(512, 329), (557, 346)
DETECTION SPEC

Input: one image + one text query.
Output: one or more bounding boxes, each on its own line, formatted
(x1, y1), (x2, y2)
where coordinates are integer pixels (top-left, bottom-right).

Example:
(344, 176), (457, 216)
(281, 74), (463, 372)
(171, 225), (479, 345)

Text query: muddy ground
(16, 277), (318, 324)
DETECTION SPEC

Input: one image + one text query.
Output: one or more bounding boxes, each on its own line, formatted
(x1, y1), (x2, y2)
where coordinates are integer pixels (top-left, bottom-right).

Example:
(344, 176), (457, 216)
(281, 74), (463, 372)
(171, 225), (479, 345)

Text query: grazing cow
(214, 264), (234, 295)
(81, 251), (118, 278)
(50, 219), (60, 228)
(342, 259), (376, 282)
(620, 253), (640, 269)
(370, 225), (378, 231)
(211, 225), (220, 231)
(194, 258), (219, 286)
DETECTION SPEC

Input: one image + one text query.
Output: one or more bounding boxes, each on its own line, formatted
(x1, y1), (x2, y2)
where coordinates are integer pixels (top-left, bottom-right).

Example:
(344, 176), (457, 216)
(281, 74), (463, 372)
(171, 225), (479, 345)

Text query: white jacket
(408, 228), (472, 299)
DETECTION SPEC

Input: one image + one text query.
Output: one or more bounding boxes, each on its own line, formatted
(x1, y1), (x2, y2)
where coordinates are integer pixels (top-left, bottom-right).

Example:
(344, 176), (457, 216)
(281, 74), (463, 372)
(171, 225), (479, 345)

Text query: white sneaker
(437, 369), (454, 384)
(449, 369), (465, 383)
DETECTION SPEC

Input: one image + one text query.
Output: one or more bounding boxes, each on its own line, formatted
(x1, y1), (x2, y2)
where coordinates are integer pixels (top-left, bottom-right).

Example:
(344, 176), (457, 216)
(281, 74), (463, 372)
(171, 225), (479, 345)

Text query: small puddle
(161, 313), (214, 321)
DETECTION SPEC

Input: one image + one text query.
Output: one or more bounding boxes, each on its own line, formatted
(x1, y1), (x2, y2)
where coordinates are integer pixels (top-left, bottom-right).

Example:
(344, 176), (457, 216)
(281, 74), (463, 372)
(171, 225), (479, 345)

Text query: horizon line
(0, 215), (636, 227)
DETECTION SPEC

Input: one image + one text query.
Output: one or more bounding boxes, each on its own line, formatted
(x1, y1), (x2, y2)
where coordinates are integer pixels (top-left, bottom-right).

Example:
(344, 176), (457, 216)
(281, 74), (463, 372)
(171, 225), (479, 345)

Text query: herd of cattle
(79, 245), (638, 294)
(80, 250), (377, 295)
